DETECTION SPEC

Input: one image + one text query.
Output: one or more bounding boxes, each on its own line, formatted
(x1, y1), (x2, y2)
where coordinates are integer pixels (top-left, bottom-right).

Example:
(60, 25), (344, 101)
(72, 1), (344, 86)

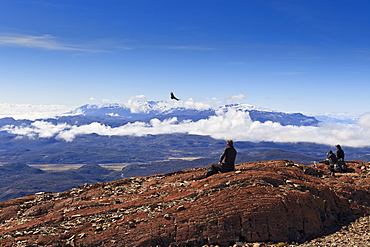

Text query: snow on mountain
(313, 113), (358, 124)
(220, 103), (273, 112)
(67, 101), (319, 127)
(68, 101), (214, 121)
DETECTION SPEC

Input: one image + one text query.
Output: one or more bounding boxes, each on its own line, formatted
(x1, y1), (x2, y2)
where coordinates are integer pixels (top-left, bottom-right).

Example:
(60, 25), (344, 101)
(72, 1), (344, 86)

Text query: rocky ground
(294, 213), (370, 247)
(220, 214), (370, 246)
(1, 160), (370, 247)
(219, 163), (370, 247)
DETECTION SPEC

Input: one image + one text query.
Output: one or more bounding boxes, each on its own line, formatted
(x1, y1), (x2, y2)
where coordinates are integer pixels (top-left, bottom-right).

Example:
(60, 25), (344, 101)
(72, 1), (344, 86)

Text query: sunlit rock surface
(0, 160), (369, 246)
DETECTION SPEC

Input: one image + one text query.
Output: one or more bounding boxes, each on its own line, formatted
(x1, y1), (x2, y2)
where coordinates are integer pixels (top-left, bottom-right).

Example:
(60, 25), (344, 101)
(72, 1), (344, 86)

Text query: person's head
(328, 150), (333, 154)
(335, 144), (342, 150)
(226, 140), (234, 146)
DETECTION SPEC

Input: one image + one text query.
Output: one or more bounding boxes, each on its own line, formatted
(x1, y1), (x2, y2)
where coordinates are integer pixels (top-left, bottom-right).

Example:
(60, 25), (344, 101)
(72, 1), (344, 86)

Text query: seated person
(335, 144), (348, 172)
(206, 140), (237, 177)
(327, 150), (338, 165)
(327, 150), (341, 173)
(336, 144), (345, 161)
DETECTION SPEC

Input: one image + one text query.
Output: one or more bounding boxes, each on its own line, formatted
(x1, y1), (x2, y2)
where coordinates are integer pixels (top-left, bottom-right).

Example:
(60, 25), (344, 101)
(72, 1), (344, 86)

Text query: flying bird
(170, 92), (180, 101)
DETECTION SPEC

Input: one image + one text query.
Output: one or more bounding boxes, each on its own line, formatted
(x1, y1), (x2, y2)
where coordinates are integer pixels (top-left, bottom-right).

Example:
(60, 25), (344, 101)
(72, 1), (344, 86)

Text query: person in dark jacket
(327, 150), (338, 165)
(336, 144), (345, 161)
(206, 140), (237, 177)
(335, 144), (348, 172)
(327, 150), (340, 175)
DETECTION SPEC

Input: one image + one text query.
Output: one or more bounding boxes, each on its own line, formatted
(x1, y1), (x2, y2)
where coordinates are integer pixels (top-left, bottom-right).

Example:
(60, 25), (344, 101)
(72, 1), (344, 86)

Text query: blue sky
(1, 0), (370, 116)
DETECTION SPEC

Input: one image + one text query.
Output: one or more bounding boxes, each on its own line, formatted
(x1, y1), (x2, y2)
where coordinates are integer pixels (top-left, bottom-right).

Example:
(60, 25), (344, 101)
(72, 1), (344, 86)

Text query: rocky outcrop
(0, 160), (370, 247)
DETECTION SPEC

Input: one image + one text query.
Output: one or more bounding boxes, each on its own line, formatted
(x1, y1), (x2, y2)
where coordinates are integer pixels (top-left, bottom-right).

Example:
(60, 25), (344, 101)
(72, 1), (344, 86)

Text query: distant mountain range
(0, 102), (319, 128)
(66, 102), (320, 126)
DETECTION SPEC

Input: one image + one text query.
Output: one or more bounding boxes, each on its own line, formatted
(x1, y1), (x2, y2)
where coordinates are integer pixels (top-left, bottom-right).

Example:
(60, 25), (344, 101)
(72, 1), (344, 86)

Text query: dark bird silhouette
(170, 92), (180, 101)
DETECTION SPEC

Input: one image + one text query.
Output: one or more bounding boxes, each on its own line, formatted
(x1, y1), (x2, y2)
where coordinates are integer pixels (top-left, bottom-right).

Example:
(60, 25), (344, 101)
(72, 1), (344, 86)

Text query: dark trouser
(319, 160), (330, 165)
(206, 163), (233, 177)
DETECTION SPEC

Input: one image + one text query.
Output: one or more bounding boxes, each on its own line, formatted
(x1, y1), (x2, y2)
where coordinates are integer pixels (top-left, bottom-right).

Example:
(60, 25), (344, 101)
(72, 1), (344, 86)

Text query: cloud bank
(3, 108), (370, 147)
(0, 103), (76, 120)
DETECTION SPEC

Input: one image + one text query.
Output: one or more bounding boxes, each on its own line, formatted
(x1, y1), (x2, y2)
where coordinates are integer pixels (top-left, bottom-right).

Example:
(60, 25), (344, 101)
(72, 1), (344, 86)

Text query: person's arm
(219, 148), (227, 164)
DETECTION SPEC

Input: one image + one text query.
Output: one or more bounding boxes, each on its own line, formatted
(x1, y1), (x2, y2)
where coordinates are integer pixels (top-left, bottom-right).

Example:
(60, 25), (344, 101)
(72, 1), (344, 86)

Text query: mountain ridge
(66, 102), (320, 126)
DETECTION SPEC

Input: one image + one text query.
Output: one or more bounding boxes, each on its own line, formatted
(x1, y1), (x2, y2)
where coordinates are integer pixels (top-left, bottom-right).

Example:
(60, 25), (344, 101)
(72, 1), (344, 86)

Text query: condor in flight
(170, 92), (180, 101)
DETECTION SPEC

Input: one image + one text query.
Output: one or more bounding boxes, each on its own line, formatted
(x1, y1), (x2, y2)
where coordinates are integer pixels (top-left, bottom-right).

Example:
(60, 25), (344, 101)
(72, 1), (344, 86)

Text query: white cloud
(0, 33), (106, 53)
(124, 95), (154, 113)
(0, 33), (77, 50)
(3, 108), (370, 147)
(225, 94), (246, 104)
(357, 113), (370, 128)
(231, 94), (246, 100)
(0, 103), (75, 120)
(123, 95), (211, 114)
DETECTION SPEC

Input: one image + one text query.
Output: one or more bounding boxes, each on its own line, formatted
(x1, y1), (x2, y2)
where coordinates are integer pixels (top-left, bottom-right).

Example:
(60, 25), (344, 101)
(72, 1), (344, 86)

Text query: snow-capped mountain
(0, 101), (320, 136)
(66, 101), (319, 127)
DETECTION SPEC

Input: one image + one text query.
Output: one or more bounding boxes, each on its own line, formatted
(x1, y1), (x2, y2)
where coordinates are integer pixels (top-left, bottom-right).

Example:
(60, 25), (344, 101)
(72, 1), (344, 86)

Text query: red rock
(0, 160), (369, 246)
